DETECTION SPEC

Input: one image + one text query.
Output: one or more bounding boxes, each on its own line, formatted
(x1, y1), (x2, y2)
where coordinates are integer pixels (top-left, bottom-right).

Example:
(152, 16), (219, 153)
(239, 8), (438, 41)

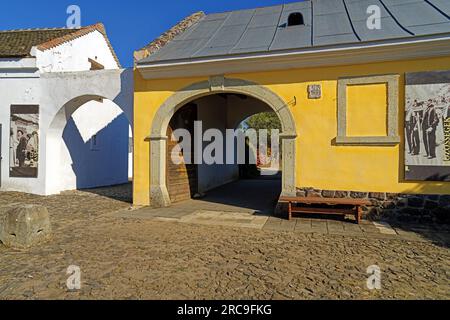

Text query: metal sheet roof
(138, 0), (450, 65)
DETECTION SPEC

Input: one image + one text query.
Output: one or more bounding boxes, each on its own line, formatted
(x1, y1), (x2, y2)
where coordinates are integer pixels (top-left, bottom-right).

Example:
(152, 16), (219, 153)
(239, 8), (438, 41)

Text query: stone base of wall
(292, 188), (450, 223)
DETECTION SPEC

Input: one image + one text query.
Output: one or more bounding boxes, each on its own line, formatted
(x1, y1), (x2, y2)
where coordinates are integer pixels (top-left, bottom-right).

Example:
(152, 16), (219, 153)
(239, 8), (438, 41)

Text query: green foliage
(245, 112), (281, 131)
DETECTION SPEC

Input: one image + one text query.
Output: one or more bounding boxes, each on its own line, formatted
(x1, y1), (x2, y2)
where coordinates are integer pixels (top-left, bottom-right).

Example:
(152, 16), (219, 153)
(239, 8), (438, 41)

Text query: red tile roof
(0, 23), (121, 67)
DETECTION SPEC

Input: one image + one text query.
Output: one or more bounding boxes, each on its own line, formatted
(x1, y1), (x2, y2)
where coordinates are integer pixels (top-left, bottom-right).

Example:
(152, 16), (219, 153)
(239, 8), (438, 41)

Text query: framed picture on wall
(10, 105), (39, 178)
(405, 71), (450, 181)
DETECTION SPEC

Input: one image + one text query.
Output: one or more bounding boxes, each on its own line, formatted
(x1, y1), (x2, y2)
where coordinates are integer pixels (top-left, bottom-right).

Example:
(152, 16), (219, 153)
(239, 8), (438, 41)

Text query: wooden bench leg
(356, 206), (362, 224)
(288, 202), (292, 221)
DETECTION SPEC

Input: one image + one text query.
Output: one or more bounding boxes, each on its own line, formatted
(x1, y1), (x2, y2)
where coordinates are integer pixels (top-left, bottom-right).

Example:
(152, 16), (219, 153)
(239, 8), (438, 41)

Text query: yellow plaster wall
(346, 83), (388, 137)
(133, 56), (450, 206)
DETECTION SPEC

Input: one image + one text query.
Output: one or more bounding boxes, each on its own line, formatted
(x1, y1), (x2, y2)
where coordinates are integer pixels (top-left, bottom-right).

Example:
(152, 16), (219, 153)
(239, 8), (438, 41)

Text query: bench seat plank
(290, 207), (356, 215)
(279, 196), (371, 206)
(279, 197), (367, 224)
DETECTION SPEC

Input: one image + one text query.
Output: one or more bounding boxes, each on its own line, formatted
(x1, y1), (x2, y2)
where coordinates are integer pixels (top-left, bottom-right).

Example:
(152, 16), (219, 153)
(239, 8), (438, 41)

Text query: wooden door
(166, 104), (198, 203)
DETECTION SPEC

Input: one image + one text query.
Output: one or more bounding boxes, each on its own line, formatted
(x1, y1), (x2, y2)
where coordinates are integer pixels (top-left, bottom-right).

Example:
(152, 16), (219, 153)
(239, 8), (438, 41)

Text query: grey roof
(138, 0), (450, 65)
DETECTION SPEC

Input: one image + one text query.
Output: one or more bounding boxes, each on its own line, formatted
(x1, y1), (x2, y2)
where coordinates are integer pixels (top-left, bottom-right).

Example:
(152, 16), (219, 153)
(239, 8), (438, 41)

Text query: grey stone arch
(149, 76), (298, 208)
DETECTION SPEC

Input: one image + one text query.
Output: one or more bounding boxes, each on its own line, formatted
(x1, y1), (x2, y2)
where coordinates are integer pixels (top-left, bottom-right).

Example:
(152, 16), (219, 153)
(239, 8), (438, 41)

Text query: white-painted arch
(43, 69), (133, 195)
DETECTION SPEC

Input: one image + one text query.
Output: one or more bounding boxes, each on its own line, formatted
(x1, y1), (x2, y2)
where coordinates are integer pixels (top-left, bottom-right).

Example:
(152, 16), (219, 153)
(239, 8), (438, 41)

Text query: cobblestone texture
(0, 184), (449, 300)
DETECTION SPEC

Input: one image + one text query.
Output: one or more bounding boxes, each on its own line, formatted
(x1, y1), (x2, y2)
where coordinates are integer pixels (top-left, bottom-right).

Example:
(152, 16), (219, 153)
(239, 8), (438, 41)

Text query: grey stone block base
(0, 205), (52, 249)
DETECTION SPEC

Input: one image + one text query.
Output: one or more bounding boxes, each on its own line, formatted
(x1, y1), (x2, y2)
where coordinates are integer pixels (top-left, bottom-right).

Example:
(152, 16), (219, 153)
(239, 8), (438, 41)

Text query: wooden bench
(278, 197), (372, 224)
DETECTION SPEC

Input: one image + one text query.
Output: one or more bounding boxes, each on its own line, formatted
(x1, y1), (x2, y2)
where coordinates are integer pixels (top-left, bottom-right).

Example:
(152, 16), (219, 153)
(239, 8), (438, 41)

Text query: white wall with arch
(0, 68), (133, 195)
(43, 69), (133, 195)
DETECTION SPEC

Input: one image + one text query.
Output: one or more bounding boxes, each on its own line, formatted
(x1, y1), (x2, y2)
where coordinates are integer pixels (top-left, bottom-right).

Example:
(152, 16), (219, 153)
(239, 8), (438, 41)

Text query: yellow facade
(134, 56), (450, 206)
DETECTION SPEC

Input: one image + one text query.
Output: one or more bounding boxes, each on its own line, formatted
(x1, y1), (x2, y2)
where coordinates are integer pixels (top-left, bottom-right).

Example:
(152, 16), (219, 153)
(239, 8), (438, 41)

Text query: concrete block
(0, 205), (51, 249)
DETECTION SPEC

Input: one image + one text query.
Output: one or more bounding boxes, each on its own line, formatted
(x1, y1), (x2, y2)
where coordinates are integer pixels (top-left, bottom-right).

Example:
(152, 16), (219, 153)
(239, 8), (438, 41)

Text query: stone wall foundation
(291, 188), (450, 223)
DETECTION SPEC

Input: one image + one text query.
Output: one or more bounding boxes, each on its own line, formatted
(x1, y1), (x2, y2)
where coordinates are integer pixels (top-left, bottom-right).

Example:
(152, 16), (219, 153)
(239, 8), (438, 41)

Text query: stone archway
(149, 76), (297, 208)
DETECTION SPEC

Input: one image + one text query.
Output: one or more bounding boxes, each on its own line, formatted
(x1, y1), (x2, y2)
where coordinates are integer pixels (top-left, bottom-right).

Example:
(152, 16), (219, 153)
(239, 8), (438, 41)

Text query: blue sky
(1, 0), (301, 67)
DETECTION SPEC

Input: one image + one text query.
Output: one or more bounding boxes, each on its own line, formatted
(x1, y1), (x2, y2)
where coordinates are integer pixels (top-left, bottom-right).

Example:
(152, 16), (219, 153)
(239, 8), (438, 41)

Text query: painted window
(336, 74), (400, 145)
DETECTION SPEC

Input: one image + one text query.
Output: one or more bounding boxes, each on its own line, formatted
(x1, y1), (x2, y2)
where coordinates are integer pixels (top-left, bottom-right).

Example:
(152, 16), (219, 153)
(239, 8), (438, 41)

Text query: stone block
(400, 208), (423, 216)
(334, 191), (349, 198)
(306, 189), (322, 198)
(321, 190), (335, 198)
(0, 205), (51, 249)
(350, 191), (368, 199)
(407, 196), (425, 208)
(439, 195), (450, 206)
(296, 190), (306, 197)
(424, 200), (438, 210)
(426, 195), (440, 201)
(382, 201), (396, 210)
(395, 197), (408, 207)
(369, 192), (386, 201)
(434, 207), (450, 223)
(386, 193), (399, 200)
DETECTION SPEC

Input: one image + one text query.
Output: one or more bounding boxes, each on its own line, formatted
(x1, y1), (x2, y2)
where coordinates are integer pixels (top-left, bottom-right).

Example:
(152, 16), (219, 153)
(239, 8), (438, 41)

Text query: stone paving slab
(112, 205), (450, 245)
(373, 222), (398, 235)
(179, 210), (269, 230)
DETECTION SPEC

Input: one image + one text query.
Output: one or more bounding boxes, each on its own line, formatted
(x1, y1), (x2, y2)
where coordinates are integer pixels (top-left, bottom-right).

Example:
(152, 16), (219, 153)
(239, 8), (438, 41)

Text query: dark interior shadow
(191, 174), (282, 216)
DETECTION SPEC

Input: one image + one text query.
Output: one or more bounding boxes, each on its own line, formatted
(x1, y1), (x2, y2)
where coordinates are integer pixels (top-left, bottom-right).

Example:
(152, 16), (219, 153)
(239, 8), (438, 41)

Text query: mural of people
(10, 105), (39, 178)
(405, 70), (450, 181)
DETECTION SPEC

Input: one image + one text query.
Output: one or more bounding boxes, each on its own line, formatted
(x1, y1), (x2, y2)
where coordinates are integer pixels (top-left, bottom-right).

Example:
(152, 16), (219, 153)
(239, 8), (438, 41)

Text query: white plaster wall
(0, 75), (44, 193)
(195, 95), (273, 193)
(196, 95), (239, 193)
(35, 31), (119, 72)
(128, 126), (133, 179)
(0, 60), (133, 195)
(0, 28), (133, 196)
(56, 99), (129, 191)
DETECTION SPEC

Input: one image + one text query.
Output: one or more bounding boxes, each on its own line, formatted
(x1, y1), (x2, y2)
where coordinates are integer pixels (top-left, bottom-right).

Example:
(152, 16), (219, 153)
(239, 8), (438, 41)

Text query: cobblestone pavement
(0, 183), (449, 300)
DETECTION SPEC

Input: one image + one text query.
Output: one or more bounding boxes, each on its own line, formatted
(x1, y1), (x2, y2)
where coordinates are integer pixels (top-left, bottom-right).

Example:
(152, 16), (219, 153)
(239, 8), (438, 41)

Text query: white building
(0, 23), (133, 195)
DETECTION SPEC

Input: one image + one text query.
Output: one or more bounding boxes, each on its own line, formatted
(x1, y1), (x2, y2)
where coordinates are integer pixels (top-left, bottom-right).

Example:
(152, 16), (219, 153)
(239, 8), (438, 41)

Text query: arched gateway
(148, 76), (297, 207)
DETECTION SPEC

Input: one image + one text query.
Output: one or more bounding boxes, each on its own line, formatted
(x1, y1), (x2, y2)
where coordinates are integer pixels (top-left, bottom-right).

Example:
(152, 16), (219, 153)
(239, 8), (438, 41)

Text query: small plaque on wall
(308, 84), (322, 99)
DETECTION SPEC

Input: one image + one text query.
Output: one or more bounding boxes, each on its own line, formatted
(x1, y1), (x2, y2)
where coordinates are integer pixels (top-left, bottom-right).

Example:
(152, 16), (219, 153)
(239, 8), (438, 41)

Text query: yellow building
(133, 1), (450, 221)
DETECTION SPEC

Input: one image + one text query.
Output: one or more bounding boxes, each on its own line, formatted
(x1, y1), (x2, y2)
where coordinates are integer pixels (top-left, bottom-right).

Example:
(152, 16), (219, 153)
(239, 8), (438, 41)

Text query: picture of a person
(411, 111), (421, 155)
(16, 130), (28, 167)
(26, 131), (39, 166)
(406, 100), (421, 155)
(9, 129), (17, 168)
(422, 100), (440, 159)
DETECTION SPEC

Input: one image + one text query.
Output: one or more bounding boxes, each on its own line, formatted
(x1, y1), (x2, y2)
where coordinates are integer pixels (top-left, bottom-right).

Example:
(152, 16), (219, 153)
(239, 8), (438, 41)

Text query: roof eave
(137, 35), (450, 80)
